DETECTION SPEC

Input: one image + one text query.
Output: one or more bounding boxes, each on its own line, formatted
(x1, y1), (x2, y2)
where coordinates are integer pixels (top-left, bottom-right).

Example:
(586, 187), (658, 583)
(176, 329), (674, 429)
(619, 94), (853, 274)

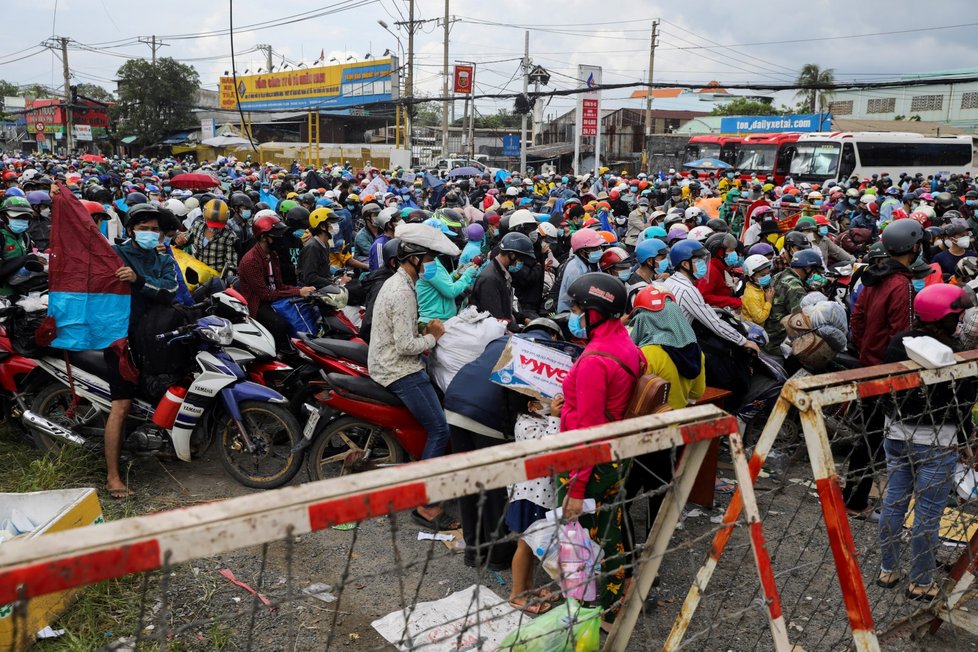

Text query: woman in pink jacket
(560, 272), (643, 621)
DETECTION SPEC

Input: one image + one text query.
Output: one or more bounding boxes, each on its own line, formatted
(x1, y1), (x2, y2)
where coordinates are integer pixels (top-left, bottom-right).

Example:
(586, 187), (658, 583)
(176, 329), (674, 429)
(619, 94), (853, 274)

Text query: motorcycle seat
(304, 336), (368, 367)
(326, 373), (402, 407)
(67, 350), (110, 377)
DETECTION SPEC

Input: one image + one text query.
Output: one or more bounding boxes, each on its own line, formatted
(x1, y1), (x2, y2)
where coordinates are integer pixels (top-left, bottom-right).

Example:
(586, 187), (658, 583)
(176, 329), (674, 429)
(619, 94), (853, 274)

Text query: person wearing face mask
(933, 223), (978, 276)
(876, 283), (978, 601)
(555, 228), (605, 313)
(225, 192), (255, 243)
(186, 198), (239, 274)
(625, 238), (670, 308)
(624, 197), (650, 251)
(416, 218), (478, 322)
(26, 190), (52, 251)
(663, 240), (760, 354)
(298, 207), (343, 289)
(812, 215), (853, 266)
(741, 254), (774, 326)
(698, 232), (743, 310)
(0, 197), (39, 297)
(597, 246), (633, 285)
(764, 249), (823, 355)
(470, 232), (534, 327)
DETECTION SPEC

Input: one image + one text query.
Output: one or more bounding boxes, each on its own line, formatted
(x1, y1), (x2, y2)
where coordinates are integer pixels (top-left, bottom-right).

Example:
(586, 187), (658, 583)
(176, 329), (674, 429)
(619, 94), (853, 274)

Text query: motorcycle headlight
(201, 321), (234, 345)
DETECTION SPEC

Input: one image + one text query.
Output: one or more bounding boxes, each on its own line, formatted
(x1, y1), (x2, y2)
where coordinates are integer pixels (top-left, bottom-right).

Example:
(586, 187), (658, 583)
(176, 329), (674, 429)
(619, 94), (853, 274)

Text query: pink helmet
(914, 283), (972, 323)
(570, 228), (605, 253)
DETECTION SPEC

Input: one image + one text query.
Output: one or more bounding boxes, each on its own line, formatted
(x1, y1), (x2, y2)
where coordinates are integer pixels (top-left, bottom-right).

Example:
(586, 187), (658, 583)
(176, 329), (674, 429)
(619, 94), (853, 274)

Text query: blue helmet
(3, 187), (25, 198)
(634, 238), (668, 265)
(789, 249), (824, 269)
(669, 239), (708, 267)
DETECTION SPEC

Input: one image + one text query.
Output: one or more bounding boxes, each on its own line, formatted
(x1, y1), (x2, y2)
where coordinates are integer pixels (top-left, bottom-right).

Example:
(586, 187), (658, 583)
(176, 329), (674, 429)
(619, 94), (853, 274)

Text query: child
(506, 394), (563, 614)
(741, 253), (774, 326)
(459, 223), (485, 265)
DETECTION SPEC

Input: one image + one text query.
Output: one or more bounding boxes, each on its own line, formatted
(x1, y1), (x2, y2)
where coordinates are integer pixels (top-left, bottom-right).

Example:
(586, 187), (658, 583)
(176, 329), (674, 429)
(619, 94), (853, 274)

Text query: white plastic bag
(955, 463), (978, 501)
(429, 306), (507, 391)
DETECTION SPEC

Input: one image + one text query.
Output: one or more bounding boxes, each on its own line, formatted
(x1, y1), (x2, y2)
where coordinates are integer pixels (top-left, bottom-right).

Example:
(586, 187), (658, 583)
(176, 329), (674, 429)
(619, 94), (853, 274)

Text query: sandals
(906, 582), (940, 601)
(108, 487), (134, 500)
(876, 570), (903, 589)
(410, 509), (460, 531)
(509, 597), (553, 615)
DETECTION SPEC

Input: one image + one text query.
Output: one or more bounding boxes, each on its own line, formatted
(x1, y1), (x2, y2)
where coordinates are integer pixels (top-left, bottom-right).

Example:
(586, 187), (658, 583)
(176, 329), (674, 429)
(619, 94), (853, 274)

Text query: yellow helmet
(309, 206), (338, 231)
(346, 193), (360, 203)
(286, 191), (299, 200)
(202, 199), (229, 226)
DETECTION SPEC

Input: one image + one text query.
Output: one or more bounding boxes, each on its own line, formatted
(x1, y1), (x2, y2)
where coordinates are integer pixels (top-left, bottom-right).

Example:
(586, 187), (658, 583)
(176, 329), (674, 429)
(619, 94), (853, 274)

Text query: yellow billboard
(219, 58), (397, 112)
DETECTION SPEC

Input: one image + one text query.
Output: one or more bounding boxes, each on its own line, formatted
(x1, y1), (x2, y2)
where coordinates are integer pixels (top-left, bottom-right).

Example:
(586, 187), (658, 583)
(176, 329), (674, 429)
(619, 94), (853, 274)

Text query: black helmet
(285, 205), (311, 229)
(499, 232), (534, 258)
(126, 202), (160, 228)
(704, 232), (738, 256)
(396, 239), (429, 262)
(882, 219), (924, 255)
(865, 241), (888, 262)
(759, 217), (781, 236)
(935, 191), (954, 206)
(524, 317), (562, 339)
(125, 191), (148, 207)
(783, 231), (812, 250)
(942, 210), (963, 223)
(298, 192), (315, 205)
(382, 238), (401, 266)
(229, 192), (254, 210)
(706, 218), (728, 233)
(567, 271), (628, 318)
(246, 190), (260, 204)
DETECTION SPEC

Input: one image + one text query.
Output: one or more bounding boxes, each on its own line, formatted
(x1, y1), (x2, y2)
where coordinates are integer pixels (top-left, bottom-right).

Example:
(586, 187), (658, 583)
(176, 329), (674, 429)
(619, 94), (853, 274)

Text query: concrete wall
(646, 134), (691, 174)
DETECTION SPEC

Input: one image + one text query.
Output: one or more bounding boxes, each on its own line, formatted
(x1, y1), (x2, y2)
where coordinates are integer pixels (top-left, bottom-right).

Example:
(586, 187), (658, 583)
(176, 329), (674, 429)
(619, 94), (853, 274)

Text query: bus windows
(856, 142), (972, 167)
(788, 143), (840, 178)
(840, 143), (856, 180)
(734, 145), (776, 173)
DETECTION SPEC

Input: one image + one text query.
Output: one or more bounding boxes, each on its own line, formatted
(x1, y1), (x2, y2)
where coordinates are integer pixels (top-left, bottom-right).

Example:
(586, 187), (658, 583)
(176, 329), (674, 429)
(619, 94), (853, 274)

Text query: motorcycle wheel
(30, 382), (105, 455)
(217, 401), (303, 489)
(306, 416), (406, 482)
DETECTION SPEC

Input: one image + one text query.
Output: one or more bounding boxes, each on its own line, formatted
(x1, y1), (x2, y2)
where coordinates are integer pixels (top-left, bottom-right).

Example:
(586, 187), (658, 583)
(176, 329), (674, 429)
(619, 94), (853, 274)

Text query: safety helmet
(252, 214), (287, 239)
(537, 221), (558, 239)
(229, 192), (254, 210)
(164, 198), (189, 217)
(794, 216), (817, 232)
(783, 231), (812, 251)
(570, 228), (605, 253)
(956, 256), (978, 283)
(0, 196), (33, 216)
(669, 239), (708, 267)
(566, 272), (628, 318)
(524, 317), (563, 339)
(915, 283), (972, 323)
(253, 208), (277, 221)
(631, 285), (676, 314)
(508, 209), (537, 230)
(866, 241), (888, 262)
(684, 206), (705, 223)
(126, 202), (160, 228)
(125, 191), (148, 207)
(80, 199), (109, 220)
(687, 226), (714, 242)
(499, 232), (535, 259)
(705, 218), (728, 233)
(203, 198), (229, 227)
(704, 232), (738, 256)
(381, 238), (401, 266)
(642, 226), (667, 241)
(26, 190), (51, 206)
(747, 242), (775, 257)
(375, 206), (399, 230)
(308, 206), (339, 232)
(881, 219), (924, 255)
(598, 246), (631, 273)
(789, 249), (824, 269)
(634, 238), (668, 265)
(743, 254), (773, 277)
(464, 223), (485, 241)
(845, 188), (861, 199)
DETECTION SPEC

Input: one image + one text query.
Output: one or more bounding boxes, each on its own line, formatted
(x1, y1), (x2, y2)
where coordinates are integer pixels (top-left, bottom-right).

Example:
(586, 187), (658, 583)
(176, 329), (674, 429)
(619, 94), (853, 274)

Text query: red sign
(581, 98), (599, 136)
(453, 65), (473, 94)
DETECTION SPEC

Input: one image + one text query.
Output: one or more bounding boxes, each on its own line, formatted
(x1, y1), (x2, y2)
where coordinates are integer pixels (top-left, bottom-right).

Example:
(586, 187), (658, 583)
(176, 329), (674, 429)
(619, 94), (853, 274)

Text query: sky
(3, 0), (978, 120)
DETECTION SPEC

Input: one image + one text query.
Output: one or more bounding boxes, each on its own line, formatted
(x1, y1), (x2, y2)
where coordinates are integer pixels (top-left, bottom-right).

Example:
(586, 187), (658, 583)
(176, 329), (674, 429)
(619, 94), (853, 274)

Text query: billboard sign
(453, 65), (473, 94)
(502, 134), (520, 157)
(720, 113), (832, 134)
(72, 125), (93, 141)
(219, 58), (399, 111)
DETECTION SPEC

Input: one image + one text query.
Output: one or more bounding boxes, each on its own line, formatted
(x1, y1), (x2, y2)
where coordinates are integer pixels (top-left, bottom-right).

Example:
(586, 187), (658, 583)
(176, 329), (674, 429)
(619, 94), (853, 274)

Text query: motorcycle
(286, 332), (369, 415)
(26, 315), (305, 489)
(0, 306), (39, 440)
(300, 372), (426, 482)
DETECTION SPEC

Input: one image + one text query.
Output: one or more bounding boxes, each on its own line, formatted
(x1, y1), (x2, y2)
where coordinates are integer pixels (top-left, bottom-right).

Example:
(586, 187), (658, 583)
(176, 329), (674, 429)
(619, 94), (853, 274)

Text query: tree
(795, 64), (834, 113)
(412, 100), (442, 127)
(111, 57), (200, 145)
(22, 84), (55, 99)
(453, 108), (521, 129)
(75, 83), (114, 103)
(710, 97), (782, 116)
(0, 79), (18, 97)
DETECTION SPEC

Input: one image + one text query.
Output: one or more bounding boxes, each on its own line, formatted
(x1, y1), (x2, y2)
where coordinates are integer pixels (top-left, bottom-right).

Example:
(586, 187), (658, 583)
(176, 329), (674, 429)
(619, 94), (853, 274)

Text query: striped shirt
(663, 273), (747, 346)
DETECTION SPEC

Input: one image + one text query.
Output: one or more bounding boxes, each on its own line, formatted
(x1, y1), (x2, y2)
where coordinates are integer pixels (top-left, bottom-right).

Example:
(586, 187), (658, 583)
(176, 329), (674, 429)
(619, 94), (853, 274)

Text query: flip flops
(410, 509), (460, 531)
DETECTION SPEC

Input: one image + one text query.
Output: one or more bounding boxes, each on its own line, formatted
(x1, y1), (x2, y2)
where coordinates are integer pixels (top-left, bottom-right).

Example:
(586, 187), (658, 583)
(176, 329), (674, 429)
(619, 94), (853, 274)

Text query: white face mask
(328, 224), (340, 235)
(638, 205), (648, 213)
(806, 232), (817, 243)
(958, 236), (972, 249)
(39, 207), (51, 218)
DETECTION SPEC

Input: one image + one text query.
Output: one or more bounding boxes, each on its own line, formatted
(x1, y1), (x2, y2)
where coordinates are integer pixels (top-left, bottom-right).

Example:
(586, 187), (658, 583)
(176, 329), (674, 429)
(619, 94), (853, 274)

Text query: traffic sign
(34, 122), (44, 133)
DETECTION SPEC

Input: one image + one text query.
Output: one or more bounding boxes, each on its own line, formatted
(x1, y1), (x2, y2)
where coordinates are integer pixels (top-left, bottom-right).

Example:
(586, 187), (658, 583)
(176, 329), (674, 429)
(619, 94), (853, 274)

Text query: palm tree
(795, 64), (835, 113)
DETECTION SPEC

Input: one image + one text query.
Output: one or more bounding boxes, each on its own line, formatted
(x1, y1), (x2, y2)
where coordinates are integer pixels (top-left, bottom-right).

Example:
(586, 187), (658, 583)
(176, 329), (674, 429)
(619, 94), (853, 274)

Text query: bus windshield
(734, 145), (776, 172)
(788, 143), (841, 177)
(685, 144), (721, 161)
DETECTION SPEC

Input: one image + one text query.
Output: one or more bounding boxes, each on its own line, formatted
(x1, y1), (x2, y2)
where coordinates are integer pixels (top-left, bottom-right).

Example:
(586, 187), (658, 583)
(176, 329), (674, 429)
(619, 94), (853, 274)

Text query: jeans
(879, 438), (957, 585)
(388, 370), (450, 460)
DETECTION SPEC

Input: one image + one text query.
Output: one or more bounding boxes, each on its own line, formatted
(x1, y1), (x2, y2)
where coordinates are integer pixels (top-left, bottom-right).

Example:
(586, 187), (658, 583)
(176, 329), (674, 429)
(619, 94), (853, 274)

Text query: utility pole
(468, 62), (477, 162)
(405, 0), (415, 157)
(520, 31), (529, 175)
(138, 35), (169, 65)
(643, 20), (658, 174)
(256, 44), (274, 72)
(441, 0), (450, 158)
(60, 37), (72, 155)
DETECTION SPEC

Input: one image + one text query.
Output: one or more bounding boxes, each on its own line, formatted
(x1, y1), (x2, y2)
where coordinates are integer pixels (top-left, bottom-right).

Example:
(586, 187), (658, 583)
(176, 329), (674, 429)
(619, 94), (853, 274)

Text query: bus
(783, 132), (978, 184)
(731, 133), (801, 184)
(682, 135), (742, 166)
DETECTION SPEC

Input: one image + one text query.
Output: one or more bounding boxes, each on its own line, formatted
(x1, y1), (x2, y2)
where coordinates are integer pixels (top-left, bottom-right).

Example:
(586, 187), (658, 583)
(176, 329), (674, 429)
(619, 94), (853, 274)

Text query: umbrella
(201, 135), (254, 147)
(80, 154), (106, 163)
(447, 166), (481, 178)
(169, 172), (219, 191)
(682, 158), (731, 170)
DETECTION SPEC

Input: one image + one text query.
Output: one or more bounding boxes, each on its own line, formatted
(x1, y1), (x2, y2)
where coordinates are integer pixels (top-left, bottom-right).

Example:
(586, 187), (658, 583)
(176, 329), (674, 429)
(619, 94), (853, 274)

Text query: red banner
(581, 98), (599, 136)
(453, 65), (473, 94)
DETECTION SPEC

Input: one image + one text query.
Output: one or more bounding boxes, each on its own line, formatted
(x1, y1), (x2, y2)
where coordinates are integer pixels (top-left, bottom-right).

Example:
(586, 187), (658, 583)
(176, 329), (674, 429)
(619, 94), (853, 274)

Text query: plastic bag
(429, 305), (508, 391)
(955, 463), (978, 501)
(557, 521), (602, 602)
(522, 518), (561, 580)
(498, 599), (601, 652)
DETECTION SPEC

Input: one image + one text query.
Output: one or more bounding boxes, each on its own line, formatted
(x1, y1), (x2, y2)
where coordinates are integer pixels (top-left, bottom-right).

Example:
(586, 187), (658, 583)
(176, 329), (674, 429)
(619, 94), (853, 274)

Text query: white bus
(783, 132), (978, 184)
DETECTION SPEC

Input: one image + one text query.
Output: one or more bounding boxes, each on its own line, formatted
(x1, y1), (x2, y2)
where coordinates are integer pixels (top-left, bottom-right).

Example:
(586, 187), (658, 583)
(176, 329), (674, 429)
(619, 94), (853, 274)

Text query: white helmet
(164, 198), (189, 217)
(917, 205), (936, 220)
(509, 209), (537, 229)
(375, 206), (399, 229)
(744, 254), (773, 277)
(684, 206), (705, 223)
(505, 186), (519, 197)
(859, 194), (876, 204)
(687, 226), (714, 242)
(537, 222), (558, 238)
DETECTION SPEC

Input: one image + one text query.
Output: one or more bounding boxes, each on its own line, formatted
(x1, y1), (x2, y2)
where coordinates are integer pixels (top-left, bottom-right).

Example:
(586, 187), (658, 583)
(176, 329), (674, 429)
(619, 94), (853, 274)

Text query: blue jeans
(388, 370), (450, 460)
(879, 438), (957, 585)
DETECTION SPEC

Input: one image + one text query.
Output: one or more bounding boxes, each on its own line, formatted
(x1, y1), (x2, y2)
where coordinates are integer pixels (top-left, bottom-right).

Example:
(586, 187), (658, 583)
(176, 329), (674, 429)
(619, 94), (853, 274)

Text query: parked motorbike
(0, 306), (39, 439)
(27, 315), (305, 489)
(301, 372), (426, 481)
(287, 333), (369, 415)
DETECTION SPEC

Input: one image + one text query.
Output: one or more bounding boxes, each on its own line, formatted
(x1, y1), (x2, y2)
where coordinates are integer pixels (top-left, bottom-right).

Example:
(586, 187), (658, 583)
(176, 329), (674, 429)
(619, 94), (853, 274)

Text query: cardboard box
(490, 336), (582, 399)
(0, 488), (103, 651)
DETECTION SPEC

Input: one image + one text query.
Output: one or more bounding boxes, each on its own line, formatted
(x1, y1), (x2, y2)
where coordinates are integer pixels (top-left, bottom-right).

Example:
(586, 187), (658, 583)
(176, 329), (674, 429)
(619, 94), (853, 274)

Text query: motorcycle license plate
(302, 410), (321, 440)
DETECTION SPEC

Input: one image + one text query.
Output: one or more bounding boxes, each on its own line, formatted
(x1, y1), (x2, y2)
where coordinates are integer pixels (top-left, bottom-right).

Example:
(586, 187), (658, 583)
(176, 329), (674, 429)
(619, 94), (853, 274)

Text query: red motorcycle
(301, 372), (427, 481)
(0, 307), (44, 443)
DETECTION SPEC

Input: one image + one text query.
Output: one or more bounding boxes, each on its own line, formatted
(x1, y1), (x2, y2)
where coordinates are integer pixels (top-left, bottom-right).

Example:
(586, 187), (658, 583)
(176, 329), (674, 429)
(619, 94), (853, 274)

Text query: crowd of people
(2, 151), (977, 616)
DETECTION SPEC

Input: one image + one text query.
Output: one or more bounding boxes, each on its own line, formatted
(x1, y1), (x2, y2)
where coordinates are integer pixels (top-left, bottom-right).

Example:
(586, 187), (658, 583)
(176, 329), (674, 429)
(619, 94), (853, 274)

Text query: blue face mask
(508, 261), (524, 274)
(293, 229), (305, 239)
(587, 250), (602, 264)
(757, 273), (772, 287)
(968, 200), (978, 207)
(7, 218), (29, 234)
(806, 273), (826, 289)
(656, 258), (669, 274)
(134, 230), (160, 250)
(617, 270), (631, 281)
(723, 251), (740, 267)
(693, 258), (708, 279)
(241, 210), (252, 220)
(556, 228), (565, 236)
(818, 226), (829, 237)
(912, 278), (926, 293)
(421, 261), (438, 280)
(568, 312), (588, 339)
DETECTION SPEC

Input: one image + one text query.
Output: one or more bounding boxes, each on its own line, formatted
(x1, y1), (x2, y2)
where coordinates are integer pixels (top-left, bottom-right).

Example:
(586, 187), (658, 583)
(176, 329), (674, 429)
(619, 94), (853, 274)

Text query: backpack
(581, 350), (671, 420)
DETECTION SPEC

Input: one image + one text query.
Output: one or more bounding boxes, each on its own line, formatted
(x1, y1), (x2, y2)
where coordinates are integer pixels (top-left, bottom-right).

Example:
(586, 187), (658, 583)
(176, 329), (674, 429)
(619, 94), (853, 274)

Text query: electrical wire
(0, 47), (48, 67)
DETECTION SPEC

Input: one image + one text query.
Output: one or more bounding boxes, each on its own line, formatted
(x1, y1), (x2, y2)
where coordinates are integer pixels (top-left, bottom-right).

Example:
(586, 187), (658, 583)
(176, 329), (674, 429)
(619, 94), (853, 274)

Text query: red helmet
(638, 180), (649, 191)
(252, 214), (287, 239)
(890, 208), (908, 221)
(609, 190), (619, 200)
(80, 199), (109, 219)
(814, 215), (830, 226)
(598, 246), (631, 272)
(909, 210), (930, 226)
(914, 283), (972, 323)
(868, 202), (879, 217)
(631, 285), (676, 314)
